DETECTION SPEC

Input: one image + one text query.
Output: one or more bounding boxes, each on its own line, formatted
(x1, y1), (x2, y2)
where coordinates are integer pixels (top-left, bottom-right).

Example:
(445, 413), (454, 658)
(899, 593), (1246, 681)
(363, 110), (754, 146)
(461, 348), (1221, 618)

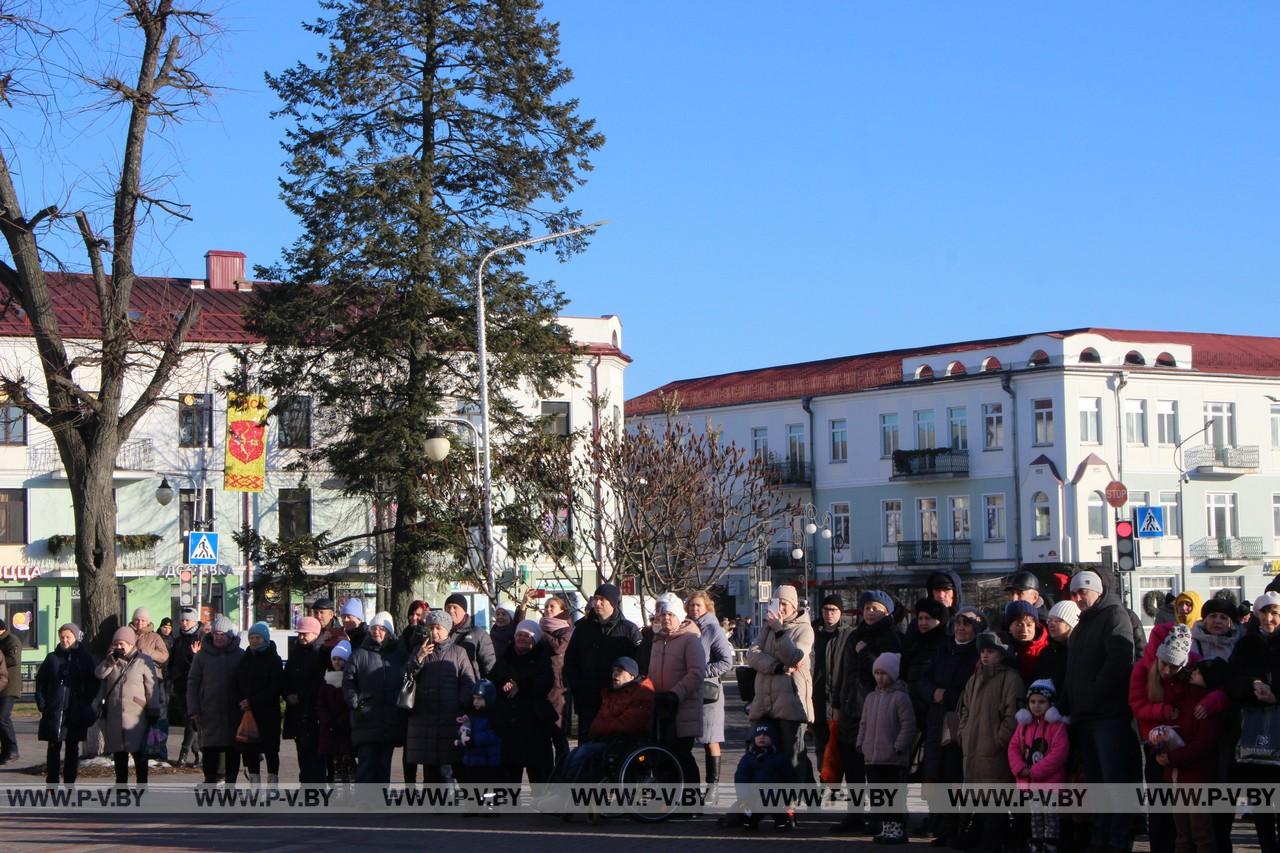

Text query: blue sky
(5, 2), (1278, 398)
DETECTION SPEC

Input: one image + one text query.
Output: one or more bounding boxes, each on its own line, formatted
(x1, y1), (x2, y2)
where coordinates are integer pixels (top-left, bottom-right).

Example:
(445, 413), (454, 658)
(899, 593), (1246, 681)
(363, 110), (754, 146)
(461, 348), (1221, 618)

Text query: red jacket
(316, 680), (353, 757)
(589, 677), (655, 740)
(1130, 623), (1228, 742)
(1008, 623), (1050, 685)
(1007, 712), (1070, 784)
(1161, 681), (1221, 783)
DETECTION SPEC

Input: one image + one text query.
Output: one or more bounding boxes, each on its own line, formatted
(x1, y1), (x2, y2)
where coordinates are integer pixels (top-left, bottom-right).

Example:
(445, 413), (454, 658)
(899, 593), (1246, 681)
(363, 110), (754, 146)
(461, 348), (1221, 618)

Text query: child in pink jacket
(1008, 679), (1069, 853)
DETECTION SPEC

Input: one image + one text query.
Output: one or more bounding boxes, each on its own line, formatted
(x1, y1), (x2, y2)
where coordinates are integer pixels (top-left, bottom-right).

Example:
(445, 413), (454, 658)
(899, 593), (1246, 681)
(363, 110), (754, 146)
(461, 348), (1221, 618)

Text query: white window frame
(831, 502), (850, 549)
(948, 406), (968, 451)
(1273, 403), (1280, 449)
(982, 402), (1003, 450)
(1079, 397), (1102, 444)
(751, 427), (768, 460)
(1033, 399), (1054, 446)
(1087, 491), (1107, 537)
(1125, 398), (1148, 446)
(1206, 492), (1239, 540)
(1157, 400), (1179, 446)
(1204, 402), (1235, 449)
(1032, 491), (1051, 539)
(786, 424), (806, 466)
(949, 495), (971, 541)
(914, 409), (936, 450)
(984, 493), (1006, 542)
(879, 414), (899, 459)
(918, 497), (939, 543)
(882, 500), (903, 545)
(1273, 494), (1280, 538)
(1159, 490), (1181, 538)
(829, 418), (848, 463)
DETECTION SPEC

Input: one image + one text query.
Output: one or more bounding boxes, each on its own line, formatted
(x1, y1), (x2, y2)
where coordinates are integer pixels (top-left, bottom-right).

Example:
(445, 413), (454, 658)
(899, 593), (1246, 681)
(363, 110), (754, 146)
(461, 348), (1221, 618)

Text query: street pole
(1174, 420), (1215, 594)
(475, 221), (608, 601)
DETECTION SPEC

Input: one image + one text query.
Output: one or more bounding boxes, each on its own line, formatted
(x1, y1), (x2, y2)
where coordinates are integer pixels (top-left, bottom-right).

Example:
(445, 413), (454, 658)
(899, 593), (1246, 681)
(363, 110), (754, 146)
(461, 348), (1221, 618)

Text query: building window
(178, 393), (214, 448)
(882, 500), (902, 545)
(1130, 491), (1150, 511)
(950, 496), (971, 541)
(948, 407), (968, 451)
(787, 424), (806, 467)
(1139, 576), (1176, 620)
(1033, 399), (1054, 446)
(1206, 493), (1239, 540)
(751, 427), (769, 460)
(829, 419), (847, 463)
(984, 494), (1006, 542)
(1272, 403), (1280, 448)
(1088, 491), (1107, 537)
(277, 395), (312, 449)
(540, 401), (570, 436)
(1273, 494), (1280, 537)
(0, 489), (26, 544)
(1032, 491), (1051, 539)
(879, 414), (899, 458)
(914, 410), (936, 450)
(1159, 490), (1181, 538)
(1079, 397), (1101, 444)
(0, 587), (38, 649)
(1204, 402), (1235, 448)
(179, 488), (214, 563)
(918, 498), (939, 549)
(1125, 399), (1148, 446)
(831, 502), (850, 548)
(1209, 575), (1245, 609)
(0, 404), (25, 445)
(1157, 400), (1179, 446)
(983, 403), (1003, 450)
(279, 488), (312, 540)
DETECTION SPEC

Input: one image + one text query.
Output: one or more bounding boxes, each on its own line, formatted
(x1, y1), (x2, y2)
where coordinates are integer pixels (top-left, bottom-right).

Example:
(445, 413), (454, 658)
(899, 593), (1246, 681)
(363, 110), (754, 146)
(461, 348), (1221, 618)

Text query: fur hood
(1015, 706), (1064, 726)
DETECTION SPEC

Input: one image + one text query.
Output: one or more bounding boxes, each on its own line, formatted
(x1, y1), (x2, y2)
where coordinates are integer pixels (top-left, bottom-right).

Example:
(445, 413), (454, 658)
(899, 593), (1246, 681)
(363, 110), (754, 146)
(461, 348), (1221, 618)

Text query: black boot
(705, 754), (721, 804)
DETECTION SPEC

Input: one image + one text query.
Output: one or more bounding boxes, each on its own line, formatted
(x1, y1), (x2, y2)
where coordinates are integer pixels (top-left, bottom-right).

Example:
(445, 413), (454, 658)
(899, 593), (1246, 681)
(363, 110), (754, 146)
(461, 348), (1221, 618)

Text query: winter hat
(1016, 679), (1063, 725)
(775, 585), (799, 609)
(296, 616), (322, 635)
(592, 583), (620, 610)
(131, 606), (151, 623)
(340, 598), (365, 621)
(915, 597), (947, 623)
(330, 639), (352, 661)
(859, 589), (894, 613)
(112, 626), (137, 646)
(1004, 600), (1039, 628)
(248, 621), (271, 642)
(1047, 600), (1081, 630)
(976, 631), (1008, 655)
(368, 611), (395, 633)
(159, 617), (173, 629)
(57, 622), (82, 640)
(655, 592), (686, 623)
(426, 610), (452, 630)
(473, 679), (497, 705)
(444, 593), (469, 611)
(1201, 596), (1239, 623)
(212, 615), (236, 635)
(926, 572), (955, 591)
(515, 619), (543, 642)
(873, 651), (901, 681)
(1192, 657), (1230, 691)
(496, 603), (515, 618)
(312, 597), (336, 611)
(752, 721), (776, 740)
(180, 607), (199, 621)
(821, 594), (844, 610)
(1157, 624), (1192, 667)
(612, 656), (640, 678)
(1254, 592), (1280, 616)
(1069, 571), (1104, 594)
(954, 607), (987, 632)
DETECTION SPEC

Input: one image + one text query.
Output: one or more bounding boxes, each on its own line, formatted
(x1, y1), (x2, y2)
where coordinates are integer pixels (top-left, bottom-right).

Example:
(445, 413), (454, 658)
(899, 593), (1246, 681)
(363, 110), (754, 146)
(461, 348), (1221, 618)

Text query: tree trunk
(63, 431), (122, 654)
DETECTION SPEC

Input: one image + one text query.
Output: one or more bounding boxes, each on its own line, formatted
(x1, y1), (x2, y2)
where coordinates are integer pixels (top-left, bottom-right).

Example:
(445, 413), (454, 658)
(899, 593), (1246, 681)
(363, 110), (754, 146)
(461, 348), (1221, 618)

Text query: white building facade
(627, 329), (1280, 623)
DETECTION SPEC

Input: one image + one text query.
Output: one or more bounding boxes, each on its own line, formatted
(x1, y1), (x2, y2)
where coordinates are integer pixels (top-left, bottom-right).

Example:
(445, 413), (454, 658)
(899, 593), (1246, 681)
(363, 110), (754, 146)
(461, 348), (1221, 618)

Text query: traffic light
(1116, 518), (1138, 572)
(179, 569), (194, 606)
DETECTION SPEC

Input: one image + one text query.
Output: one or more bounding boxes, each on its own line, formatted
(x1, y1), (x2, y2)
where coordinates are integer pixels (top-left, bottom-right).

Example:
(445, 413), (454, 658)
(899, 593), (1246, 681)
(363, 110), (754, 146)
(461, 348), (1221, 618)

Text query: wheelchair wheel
(616, 744), (684, 823)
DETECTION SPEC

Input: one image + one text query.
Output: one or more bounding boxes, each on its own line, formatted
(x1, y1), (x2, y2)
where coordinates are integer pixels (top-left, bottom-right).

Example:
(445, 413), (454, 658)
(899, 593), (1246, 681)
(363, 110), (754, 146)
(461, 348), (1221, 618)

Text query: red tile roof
(626, 328), (1280, 416)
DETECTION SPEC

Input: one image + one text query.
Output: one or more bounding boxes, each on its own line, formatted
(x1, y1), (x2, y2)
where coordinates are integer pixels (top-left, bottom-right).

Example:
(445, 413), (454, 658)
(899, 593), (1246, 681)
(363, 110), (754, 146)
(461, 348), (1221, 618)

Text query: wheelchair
(556, 733), (686, 824)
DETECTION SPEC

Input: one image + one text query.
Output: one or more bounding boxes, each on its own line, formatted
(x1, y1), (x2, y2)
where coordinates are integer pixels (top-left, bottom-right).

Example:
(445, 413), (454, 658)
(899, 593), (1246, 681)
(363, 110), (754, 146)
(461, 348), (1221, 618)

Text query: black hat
(159, 617), (172, 628)
(1201, 596), (1239, 623)
(820, 594), (844, 610)
(444, 593), (469, 611)
(595, 583), (622, 609)
(915, 597), (947, 623)
(1005, 570), (1040, 592)
(1193, 657), (1231, 691)
(926, 572), (955, 591)
(976, 631), (1008, 654)
(312, 598), (336, 611)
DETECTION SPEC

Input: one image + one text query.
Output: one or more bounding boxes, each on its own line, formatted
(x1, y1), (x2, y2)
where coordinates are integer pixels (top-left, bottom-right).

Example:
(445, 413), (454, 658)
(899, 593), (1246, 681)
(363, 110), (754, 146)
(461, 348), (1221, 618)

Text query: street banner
(224, 393), (268, 492)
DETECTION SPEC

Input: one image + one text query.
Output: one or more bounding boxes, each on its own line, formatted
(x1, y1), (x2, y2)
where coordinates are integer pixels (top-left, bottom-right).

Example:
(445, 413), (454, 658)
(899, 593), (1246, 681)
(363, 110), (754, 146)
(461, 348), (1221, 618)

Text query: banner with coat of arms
(224, 393), (267, 492)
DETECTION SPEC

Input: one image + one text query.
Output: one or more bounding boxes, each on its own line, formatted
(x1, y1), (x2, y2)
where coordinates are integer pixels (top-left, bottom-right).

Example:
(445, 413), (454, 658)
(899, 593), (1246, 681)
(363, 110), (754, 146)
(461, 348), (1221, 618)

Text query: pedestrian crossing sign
(188, 531), (220, 565)
(1135, 507), (1164, 538)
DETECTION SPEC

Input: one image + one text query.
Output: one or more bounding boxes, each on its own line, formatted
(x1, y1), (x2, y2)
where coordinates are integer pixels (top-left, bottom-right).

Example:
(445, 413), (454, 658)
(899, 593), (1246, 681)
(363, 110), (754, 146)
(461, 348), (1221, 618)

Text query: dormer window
(982, 356), (1002, 372)
(915, 364), (934, 380)
(1124, 350), (1146, 366)
(946, 361), (966, 376)
(1155, 352), (1176, 367)
(1079, 348), (1101, 364)
(1028, 350), (1049, 367)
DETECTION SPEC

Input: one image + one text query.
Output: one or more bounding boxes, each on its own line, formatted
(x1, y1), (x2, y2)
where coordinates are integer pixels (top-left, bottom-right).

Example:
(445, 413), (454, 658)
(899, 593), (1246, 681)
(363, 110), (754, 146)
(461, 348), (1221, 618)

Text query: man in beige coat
(745, 584), (815, 781)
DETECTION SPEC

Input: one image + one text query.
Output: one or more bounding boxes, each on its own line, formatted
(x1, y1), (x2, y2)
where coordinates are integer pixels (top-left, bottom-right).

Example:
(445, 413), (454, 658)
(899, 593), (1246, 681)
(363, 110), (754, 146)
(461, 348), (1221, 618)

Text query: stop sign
(1105, 480), (1128, 508)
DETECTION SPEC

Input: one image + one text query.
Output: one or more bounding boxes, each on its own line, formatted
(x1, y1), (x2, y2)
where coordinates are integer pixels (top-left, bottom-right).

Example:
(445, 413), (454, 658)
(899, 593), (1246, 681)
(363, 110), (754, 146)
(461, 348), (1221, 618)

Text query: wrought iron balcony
(897, 538), (972, 565)
(1183, 445), (1260, 475)
(1189, 536), (1264, 562)
(28, 438), (155, 474)
(765, 459), (812, 486)
(890, 448), (969, 480)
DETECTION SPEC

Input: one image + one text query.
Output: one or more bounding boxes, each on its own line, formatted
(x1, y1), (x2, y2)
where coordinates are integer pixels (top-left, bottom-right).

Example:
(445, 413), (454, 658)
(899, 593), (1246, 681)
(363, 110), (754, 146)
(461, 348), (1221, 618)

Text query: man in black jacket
(444, 593), (496, 679)
(811, 594), (849, 777)
(168, 607), (205, 766)
(563, 583), (641, 738)
(1062, 570), (1138, 853)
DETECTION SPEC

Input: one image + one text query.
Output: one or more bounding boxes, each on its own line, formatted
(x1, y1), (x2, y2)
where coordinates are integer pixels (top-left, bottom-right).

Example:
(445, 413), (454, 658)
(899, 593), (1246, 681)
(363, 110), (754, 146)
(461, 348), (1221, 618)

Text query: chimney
(205, 250), (246, 291)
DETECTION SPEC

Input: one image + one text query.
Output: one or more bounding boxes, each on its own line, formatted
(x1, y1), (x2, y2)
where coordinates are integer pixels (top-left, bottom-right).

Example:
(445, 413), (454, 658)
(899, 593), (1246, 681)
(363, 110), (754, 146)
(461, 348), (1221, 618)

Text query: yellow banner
(224, 393), (267, 492)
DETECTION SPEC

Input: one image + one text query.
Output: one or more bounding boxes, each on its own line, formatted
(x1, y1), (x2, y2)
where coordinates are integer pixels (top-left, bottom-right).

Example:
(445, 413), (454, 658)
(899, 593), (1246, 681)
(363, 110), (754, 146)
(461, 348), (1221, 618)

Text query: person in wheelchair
(718, 720), (797, 832)
(560, 657), (654, 781)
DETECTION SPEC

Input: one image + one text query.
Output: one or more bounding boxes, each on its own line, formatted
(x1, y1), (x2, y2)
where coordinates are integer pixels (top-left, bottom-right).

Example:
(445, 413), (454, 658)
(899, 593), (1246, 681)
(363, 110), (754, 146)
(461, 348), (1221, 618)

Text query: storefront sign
(157, 564), (236, 578)
(0, 565), (42, 582)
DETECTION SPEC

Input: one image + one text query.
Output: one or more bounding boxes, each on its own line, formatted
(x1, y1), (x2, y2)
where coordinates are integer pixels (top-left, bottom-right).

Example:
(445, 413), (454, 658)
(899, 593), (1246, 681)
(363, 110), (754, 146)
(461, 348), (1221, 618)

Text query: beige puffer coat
(647, 620), (707, 738)
(746, 611), (815, 723)
(958, 661), (1025, 782)
(95, 652), (160, 755)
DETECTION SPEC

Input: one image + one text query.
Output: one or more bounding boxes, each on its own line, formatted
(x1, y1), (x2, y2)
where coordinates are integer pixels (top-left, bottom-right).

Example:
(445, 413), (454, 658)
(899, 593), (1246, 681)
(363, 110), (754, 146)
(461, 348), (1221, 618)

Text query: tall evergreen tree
(247, 0), (604, 615)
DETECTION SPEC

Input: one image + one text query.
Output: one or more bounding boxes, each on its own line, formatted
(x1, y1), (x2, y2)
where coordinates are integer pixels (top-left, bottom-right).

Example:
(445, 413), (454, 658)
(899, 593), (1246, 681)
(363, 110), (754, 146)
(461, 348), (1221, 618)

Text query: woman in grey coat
(186, 616), (245, 785)
(95, 626), (161, 784)
(403, 610), (476, 782)
(687, 591), (733, 791)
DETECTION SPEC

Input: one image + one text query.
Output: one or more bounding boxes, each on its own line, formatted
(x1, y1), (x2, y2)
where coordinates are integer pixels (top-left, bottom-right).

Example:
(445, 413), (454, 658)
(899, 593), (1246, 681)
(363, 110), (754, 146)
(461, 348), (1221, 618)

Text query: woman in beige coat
(745, 584), (815, 781)
(95, 626), (160, 784)
(648, 593), (707, 784)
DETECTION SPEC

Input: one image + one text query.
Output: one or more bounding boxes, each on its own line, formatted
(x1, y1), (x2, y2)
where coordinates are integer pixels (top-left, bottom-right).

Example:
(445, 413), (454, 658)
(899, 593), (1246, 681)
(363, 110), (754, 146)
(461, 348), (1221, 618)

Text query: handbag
(940, 710), (961, 747)
(1237, 705), (1280, 766)
(396, 670), (417, 711)
(734, 665), (756, 705)
(235, 708), (261, 744)
(702, 678), (721, 704)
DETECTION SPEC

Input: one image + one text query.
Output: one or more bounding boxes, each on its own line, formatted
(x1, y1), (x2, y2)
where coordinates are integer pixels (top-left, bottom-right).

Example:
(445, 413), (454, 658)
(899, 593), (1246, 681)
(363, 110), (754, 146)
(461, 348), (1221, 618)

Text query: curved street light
(1174, 420), (1216, 592)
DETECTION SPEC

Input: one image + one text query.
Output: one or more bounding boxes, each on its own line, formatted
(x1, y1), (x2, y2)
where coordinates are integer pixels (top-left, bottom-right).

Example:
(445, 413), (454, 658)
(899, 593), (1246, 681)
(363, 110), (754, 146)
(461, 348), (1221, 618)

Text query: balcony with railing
(1189, 536), (1265, 567)
(28, 438), (155, 479)
(1182, 445), (1260, 477)
(890, 448), (969, 481)
(897, 538), (972, 566)
(764, 459), (812, 486)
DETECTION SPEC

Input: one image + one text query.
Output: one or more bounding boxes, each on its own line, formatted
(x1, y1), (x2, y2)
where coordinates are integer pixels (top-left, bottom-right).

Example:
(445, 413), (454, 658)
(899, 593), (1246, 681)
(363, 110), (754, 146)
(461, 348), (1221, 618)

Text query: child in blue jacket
(718, 720), (797, 832)
(460, 680), (503, 783)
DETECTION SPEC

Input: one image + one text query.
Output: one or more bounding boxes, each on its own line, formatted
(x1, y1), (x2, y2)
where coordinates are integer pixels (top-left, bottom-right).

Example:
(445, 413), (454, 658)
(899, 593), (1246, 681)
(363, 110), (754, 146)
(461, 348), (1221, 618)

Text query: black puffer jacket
(167, 625), (203, 725)
(283, 636), (328, 748)
(1063, 592), (1135, 721)
(238, 641), (284, 752)
(834, 615), (902, 740)
(490, 641), (557, 767)
(403, 637), (476, 766)
(1229, 621), (1280, 706)
(343, 630), (408, 748)
(564, 609), (641, 718)
(450, 617), (496, 680)
(915, 637), (979, 780)
(35, 642), (97, 743)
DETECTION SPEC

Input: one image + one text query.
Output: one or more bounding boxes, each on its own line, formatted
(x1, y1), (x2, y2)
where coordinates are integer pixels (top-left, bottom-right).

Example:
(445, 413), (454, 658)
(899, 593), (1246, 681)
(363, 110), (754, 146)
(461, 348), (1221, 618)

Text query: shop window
(0, 587), (38, 648)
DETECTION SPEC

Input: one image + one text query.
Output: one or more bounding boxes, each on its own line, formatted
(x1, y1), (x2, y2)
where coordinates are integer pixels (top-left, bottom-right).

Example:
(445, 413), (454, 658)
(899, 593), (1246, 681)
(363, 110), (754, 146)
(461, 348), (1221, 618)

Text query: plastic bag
(235, 708), (261, 744)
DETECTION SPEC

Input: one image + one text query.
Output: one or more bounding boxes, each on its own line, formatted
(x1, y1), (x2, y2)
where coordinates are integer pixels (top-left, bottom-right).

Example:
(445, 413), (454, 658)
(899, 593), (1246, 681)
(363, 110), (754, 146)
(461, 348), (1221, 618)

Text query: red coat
(1161, 681), (1221, 783)
(316, 681), (353, 757)
(589, 677), (655, 740)
(1008, 623), (1050, 685)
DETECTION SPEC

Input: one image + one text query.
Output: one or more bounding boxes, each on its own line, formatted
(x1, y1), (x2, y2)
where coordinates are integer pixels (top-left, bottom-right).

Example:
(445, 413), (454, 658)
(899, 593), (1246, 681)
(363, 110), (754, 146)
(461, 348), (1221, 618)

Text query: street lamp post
(1174, 420), (1216, 593)
(791, 502), (831, 613)
(475, 221), (608, 600)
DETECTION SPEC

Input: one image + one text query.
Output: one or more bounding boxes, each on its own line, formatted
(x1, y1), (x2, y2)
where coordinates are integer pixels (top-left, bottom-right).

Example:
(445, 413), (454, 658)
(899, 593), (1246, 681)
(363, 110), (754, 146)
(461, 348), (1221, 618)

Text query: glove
(655, 691), (680, 718)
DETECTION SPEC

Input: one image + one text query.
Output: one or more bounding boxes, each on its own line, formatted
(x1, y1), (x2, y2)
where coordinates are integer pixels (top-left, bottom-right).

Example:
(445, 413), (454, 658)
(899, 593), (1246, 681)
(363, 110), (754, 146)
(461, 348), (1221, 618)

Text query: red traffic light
(180, 570), (193, 583)
(1116, 520), (1134, 538)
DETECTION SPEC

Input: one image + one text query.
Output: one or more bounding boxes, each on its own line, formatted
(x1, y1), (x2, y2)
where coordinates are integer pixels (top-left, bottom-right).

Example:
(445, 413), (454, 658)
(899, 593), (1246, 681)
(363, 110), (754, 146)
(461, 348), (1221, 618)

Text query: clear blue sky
(6, 2), (1278, 398)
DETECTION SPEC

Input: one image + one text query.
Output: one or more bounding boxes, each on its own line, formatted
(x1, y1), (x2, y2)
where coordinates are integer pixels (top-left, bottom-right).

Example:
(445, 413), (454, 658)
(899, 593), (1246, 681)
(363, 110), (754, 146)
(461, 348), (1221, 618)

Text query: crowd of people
(15, 567), (1280, 853)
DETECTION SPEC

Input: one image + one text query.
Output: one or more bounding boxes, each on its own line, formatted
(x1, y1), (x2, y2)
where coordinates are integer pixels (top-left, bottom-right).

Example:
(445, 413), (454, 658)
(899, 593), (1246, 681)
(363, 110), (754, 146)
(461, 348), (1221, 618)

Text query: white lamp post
(474, 220), (608, 600)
